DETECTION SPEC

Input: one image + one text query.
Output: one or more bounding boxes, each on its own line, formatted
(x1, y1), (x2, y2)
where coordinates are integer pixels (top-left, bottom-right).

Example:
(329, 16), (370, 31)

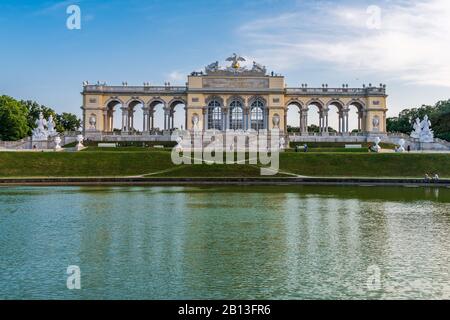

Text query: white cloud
(239, 0), (450, 87)
(167, 71), (185, 83)
(33, 0), (82, 16)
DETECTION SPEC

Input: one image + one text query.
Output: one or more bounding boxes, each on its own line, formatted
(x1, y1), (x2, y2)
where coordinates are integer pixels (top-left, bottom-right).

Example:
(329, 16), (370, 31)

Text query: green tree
(56, 112), (81, 132)
(387, 99), (450, 141)
(0, 96), (29, 141)
(20, 100), (80, 133)
(21, 100), (57, 135)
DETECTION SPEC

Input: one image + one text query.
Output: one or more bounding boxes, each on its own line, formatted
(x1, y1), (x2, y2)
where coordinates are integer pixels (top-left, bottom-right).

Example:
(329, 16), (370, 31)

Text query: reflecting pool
(0, 185), (449, 299)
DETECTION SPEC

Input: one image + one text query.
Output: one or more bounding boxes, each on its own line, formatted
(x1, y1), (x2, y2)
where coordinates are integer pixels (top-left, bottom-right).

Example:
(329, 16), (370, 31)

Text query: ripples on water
(0, 185), (449, 300)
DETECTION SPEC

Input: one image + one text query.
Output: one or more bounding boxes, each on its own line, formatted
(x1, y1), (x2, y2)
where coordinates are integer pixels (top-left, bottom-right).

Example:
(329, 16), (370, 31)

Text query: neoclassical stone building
(81, 54), (388, 137)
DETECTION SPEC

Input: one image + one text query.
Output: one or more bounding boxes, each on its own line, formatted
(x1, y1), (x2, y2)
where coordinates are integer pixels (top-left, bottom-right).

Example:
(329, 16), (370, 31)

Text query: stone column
(121, 108), (127, 132)
(203, 108), (207, 131)
(163, 109), (168, 131)
(245, 107), (250, 130)
(298, 111), (302, 134)
(185, 106), (188, 131)
(129, 109), (134, 132)
(150, 111), (154, 132)
(324, 109), (329, 134)
(342, 109), (349, 134)
(103, 110), (107, 132)
(358, 111), (362, 132)
(142, 108), (148, 132)
(222, 107), (228, 131)
(345, 111), (349, 133)
(318, 110), (323, 134)
(301, 108), (308, 135)
(171, 112), (175, 130)
(109, 111), (114, 132)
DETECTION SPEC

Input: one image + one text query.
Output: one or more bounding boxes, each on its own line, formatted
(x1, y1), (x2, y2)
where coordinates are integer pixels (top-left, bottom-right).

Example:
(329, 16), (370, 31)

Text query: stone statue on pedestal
(75, 134), (85, 151)
(411, 115), (434, 143)
(175, 136), (183, 152)
(397, 138), (405, 152)
(371, 137), (381, 153)
(279, 136), (286, 150)
(32, 112), (48, 141)
(47, 115), (57, 136)
(410, 118), (421, 139)
(419, 115), (434, 143)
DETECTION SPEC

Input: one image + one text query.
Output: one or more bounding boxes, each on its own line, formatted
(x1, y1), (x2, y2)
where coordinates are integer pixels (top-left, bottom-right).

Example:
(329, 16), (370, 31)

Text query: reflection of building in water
(81, 54), (388, 137)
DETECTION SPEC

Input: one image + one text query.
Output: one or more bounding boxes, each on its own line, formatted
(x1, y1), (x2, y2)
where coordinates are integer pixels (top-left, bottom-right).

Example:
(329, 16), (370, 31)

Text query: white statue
(175, 136), (183, 152)
(88, 115), (97, 130)
(410, 118), (421, 139)
(252, 61), (266, 74)
(54, 136), (62, 150)
(419, 115), (434, 142)
(410, 115), (434, 142)
(75, 134), (84, 150)
(205, 61), (219, 73)
(32, 112), (48, 141)
(371, 137), (381, 153)
(192, 114), (200, 131)
(47, 115), (56, 136)
(279, 136), (286, 150)
(397, 138), (405, 152)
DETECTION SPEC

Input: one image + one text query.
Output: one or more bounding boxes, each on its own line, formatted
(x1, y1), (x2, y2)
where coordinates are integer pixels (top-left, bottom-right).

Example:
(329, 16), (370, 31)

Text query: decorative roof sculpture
(226, 53), (246, 70)
(204, 54), (267, 76)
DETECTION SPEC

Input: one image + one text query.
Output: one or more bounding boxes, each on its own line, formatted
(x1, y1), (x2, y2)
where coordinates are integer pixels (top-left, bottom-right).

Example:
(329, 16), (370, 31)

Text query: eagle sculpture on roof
(226, 53), (246, 69)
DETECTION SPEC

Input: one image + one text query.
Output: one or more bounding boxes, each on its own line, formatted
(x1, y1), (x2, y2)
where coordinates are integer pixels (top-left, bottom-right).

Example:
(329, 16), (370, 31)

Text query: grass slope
(0, 150), (449, 178)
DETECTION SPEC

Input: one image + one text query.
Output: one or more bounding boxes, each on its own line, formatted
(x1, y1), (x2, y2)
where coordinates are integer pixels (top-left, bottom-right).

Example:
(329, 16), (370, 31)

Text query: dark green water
(0, 185), (449, 300)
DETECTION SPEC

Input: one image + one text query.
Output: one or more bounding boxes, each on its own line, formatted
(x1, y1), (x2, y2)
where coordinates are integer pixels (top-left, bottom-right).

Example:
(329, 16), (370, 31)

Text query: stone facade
(81, 55), (388, 137)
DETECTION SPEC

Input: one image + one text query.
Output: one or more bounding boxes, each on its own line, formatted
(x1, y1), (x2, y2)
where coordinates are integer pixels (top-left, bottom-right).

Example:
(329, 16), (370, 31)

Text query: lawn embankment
(0, 150), (449, 178)
(0, 151), (174, 177)
(280, 153), (450, 177)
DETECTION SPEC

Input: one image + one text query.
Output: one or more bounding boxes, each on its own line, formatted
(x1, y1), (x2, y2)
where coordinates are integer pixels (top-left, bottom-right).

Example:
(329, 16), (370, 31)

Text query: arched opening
(286, 101), (302, 134)
(348, 101), (364, 133)
(250, 99), (265, 131)
(127, 99), (144, 133)
(106, 100), (123, 132)
(306, 101), (324, 134)
(207, 100), (222, 131)
(229, 100), (244, 130)
(148, 100), (165, 133)
(169, 100), (186, 131)
(327, 101), (344, 134)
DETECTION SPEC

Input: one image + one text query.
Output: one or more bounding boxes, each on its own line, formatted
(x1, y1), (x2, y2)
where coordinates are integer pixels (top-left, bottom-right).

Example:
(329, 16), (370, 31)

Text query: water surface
(0, 185), (449, 299)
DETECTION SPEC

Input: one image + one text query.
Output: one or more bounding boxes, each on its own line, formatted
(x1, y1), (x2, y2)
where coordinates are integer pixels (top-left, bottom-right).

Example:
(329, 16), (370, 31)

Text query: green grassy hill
(0, 149), (449, 178)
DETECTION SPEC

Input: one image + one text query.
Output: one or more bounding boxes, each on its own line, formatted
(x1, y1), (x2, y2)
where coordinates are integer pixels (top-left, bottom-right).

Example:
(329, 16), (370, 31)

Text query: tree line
(387, 99), (450, 141)
(0, 95), (81, 141)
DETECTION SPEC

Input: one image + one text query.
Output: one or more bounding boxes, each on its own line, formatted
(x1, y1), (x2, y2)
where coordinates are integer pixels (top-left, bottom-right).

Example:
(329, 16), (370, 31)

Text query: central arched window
(229, 100), (243, 130)
(251, 99), (265, 130)
(207, 100), (222, 130)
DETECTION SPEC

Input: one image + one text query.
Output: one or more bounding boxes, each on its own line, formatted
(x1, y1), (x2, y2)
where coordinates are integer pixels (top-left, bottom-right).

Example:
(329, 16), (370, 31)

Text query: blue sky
(1, 0), (450, 130)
